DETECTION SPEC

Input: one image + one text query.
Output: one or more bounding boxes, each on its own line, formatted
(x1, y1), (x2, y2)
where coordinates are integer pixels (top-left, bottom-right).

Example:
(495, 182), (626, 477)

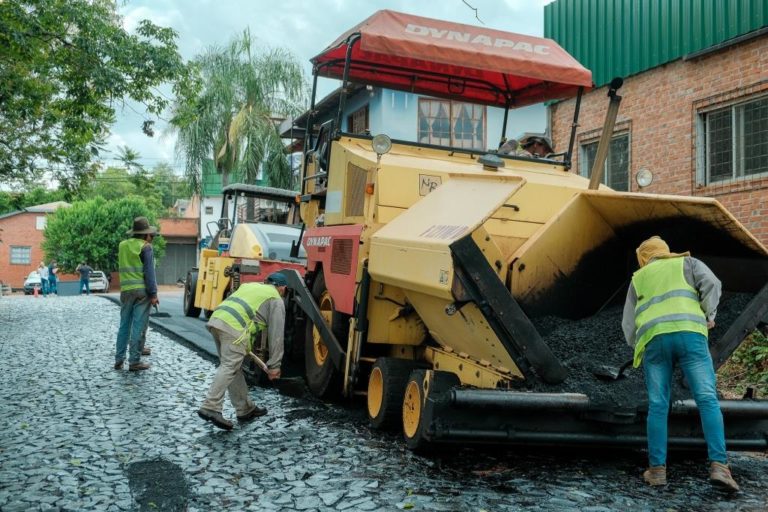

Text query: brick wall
(551, 35), (768, 244)
(0, 212), (46, 288)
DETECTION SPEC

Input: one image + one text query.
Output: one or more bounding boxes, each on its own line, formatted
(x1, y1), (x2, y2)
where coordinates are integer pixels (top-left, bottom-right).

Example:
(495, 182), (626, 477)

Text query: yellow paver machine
(282, 10), (768, 450)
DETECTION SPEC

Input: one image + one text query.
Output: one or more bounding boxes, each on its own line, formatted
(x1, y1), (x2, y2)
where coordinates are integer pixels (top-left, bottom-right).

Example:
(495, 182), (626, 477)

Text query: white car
(23, 271), (42, 294)
(89, 271), (110, 293)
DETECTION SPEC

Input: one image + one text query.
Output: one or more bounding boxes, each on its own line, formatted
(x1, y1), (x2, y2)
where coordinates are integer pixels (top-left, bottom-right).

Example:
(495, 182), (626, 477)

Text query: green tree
(0, 0), (188, 187)
(151, 162), (191, 210)
(0, 186), (67, 214)
(171, 29), (306, 193)
(42, 196), (165, 273)
(88, 167), (139, 202)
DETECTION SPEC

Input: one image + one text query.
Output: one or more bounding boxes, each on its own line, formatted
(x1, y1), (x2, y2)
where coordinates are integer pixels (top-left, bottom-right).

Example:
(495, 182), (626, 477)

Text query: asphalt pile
(520, 292), (756, 409)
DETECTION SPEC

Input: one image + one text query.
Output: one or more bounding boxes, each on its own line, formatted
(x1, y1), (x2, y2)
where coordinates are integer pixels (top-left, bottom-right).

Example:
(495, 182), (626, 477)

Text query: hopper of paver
(368, 176), (768, 449)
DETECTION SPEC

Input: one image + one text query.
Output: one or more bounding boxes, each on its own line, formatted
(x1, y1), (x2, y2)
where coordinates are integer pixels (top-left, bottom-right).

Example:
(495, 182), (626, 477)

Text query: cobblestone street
(1, 296), (767, 511)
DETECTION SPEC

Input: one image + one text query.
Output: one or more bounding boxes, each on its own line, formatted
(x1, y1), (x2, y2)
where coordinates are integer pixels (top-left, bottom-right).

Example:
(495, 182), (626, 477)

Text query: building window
(698, 95), (768, 184)
(418, 99), (485, 150)
(36, 216), (46, 230)
(347, 105), (369, 134)
(205, 206), (214, 215)
(579, 134), (630, 191)
(10, 246), (31, 265)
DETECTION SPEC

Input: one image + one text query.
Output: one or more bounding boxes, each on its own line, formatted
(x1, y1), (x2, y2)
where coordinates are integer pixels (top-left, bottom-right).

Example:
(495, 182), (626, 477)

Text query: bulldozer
(279, 10), (768, 451)
(183, 183), (306, 320)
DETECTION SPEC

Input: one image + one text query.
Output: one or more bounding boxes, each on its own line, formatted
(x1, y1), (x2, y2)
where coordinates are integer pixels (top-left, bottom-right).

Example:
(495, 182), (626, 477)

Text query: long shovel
(150, 304), (172, 318)
(593, 358), (634, 381)
(247, 351), (305, 398)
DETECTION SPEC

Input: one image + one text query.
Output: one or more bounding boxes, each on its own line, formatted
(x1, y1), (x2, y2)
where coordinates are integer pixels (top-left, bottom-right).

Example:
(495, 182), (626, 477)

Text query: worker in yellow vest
(622, 236), (738, 492)
(115, 217), (159, 372)
(198, 273), (288, 431)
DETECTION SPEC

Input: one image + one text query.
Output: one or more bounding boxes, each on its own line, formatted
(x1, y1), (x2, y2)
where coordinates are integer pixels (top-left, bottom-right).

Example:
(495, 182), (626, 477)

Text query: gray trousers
(201, 326), (255, 416)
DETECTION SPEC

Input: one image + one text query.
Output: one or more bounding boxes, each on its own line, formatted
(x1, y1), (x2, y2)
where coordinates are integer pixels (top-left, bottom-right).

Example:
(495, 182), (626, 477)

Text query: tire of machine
(304, 271), (348, 399)
(183, 271), (201, 318)
(368, 358), (426, 431)
(402, 369), (460, 452)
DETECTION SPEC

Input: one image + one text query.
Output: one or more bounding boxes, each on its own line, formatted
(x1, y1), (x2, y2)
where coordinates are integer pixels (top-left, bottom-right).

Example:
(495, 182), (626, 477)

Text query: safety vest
(118, 238), (147, 292)
(631, 257), (707, 367)
(210, 283), (280, 338)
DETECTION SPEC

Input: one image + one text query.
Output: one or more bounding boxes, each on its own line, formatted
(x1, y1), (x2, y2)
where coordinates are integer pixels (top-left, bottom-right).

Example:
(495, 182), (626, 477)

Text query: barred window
(579, 134), (630, 192)
(418, 99), (485, 150)
(698, 95), (768, 184)
(10, 246), (31, 265)
(346, 105), (369, 134)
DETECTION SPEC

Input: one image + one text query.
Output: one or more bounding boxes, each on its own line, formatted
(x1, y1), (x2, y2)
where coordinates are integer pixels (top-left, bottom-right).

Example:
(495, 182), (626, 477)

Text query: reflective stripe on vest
(210, 283), (280, 336)
(631, 257), (707, 367)
(118, 238), (146, 292)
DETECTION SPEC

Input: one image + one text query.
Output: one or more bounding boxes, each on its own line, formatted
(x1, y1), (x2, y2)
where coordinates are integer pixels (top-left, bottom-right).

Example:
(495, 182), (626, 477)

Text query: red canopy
(312, 10), (592, 108)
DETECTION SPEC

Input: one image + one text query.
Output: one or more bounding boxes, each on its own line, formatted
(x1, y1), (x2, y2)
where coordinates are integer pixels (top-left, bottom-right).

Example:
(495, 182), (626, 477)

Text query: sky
(108, 0), (555, 172)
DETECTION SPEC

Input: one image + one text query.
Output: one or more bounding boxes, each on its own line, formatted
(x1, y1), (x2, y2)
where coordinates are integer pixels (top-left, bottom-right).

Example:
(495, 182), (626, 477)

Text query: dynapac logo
(305, 236), (332, 247)
(405, 23), (550, 55)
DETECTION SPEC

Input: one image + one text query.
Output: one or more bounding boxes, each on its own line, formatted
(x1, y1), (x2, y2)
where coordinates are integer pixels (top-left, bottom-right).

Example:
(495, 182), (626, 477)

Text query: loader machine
(283, 10), (768, 450)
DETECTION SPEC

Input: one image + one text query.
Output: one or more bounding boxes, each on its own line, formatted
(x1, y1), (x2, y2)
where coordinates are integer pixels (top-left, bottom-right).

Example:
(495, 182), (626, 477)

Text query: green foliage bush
(718, 329), (768, 396)
(42, 196), (165, 274)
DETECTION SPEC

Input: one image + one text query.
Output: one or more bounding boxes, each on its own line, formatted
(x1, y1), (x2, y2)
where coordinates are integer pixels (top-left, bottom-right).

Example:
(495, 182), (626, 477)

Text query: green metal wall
(544, 0), (768, 87)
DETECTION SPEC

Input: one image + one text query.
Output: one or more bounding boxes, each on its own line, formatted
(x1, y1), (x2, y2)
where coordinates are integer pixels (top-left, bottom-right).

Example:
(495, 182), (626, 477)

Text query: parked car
(89, 271), (110, 293)
(23, 271), (41, 295)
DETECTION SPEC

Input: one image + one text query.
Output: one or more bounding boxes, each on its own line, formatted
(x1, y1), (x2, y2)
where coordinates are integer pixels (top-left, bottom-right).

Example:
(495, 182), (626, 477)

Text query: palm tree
(171, 30), (306, 194)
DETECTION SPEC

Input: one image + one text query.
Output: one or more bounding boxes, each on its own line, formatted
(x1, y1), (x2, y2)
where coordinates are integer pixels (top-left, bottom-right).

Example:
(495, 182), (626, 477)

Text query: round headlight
(636, 168), (653, 188)
(372, 134), (392, 156)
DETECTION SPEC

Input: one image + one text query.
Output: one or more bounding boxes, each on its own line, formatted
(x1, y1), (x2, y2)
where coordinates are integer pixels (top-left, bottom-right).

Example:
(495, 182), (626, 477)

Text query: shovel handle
(247, 351), (270, 373)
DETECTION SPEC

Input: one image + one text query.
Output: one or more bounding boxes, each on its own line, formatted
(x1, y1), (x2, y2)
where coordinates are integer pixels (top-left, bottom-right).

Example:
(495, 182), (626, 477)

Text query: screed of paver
(0, 295), (766, 512)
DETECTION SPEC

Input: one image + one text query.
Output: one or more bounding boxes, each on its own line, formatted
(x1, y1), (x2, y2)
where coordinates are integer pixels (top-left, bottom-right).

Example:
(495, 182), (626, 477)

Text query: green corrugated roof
(545, 0), (768, 87)
(201, 159), (265, 196)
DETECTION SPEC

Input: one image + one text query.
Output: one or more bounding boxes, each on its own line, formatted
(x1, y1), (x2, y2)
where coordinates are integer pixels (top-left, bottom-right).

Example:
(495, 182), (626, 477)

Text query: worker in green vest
(198, 272), (288, 431)
(622, 236), (738, 492)
(115, 217), (159, 372)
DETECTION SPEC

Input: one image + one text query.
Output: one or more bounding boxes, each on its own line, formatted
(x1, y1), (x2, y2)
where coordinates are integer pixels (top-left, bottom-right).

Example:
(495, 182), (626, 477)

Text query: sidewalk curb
(99, 295), (217, 363)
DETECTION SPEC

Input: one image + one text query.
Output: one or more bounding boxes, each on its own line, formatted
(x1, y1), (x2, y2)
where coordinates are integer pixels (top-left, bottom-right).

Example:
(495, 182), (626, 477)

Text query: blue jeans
(643, 331), (727, 466)
(41, 278), (49, 295)
(115, 290), (151, 364)
(80, 278), (90, 294)
(48, 278), (57, 294)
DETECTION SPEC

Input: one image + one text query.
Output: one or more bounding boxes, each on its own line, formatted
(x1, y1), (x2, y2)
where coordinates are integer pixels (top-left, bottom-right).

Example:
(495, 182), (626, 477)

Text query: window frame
(417, 98), (487, 150)
(696, 93), (768, 186)
(10, 246), (31, 265)
(578, 132), (631, 192)
(346, 105), (369, 135)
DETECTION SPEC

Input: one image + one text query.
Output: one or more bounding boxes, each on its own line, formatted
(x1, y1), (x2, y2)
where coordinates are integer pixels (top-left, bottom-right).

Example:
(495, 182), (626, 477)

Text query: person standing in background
(48, 261), (58, 296)
(76, 262), (93, 295)
(38, 262), (49, 296)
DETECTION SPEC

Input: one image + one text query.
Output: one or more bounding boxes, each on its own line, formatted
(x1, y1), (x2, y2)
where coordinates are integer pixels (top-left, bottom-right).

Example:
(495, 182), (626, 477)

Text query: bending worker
(198, 272), (288, 431)
(622, 236), (738, 492)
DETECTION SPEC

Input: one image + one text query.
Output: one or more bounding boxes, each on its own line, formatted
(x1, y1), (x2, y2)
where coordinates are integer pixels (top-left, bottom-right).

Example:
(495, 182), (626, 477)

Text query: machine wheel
(183, 271), (201, 318)
(304, 271), (347, 399)
(403, 370), (460, 451)
(368, 358), (424, 430)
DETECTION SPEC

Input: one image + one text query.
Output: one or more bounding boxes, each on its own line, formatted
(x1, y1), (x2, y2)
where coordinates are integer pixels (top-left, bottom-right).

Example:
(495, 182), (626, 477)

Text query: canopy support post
(500, 100), (511, 148)
(301, 70), (319, 195)
(565, 86), (583, 170)
(335, 34), (361, 138)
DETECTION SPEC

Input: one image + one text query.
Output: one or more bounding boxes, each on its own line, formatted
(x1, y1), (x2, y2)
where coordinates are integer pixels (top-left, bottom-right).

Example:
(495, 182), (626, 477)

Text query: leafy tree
(0, 186), (67, 214)
(0, 0), (188, 187)
(87, 167), (139, 202)
(42, 196), (165, 273)
(152, 162), (191, 209)
(171, 29), (306, 193)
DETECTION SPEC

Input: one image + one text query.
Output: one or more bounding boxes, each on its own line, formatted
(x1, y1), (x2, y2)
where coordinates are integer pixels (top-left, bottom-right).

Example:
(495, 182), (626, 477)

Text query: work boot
(236, 405), (268, 423)
(141, 347), (152, 356)
(643, 466), (667, 486)
(197, 408), (234, 431)
(114, 360), (124, 370)
(128, 362), (151, 372)
(709, 462), (739, 492)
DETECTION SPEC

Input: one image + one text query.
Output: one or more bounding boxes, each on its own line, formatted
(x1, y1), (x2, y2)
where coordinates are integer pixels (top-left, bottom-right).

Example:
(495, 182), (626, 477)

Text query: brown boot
(709, 462), (739, 492)
(643, 466), (667, 486)
(128, 362), (151, 372)
(141, 347), (151, 356)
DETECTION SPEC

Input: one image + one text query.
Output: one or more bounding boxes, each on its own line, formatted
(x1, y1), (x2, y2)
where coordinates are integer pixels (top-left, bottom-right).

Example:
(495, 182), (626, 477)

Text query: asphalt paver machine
(283, 10), (768, 450)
